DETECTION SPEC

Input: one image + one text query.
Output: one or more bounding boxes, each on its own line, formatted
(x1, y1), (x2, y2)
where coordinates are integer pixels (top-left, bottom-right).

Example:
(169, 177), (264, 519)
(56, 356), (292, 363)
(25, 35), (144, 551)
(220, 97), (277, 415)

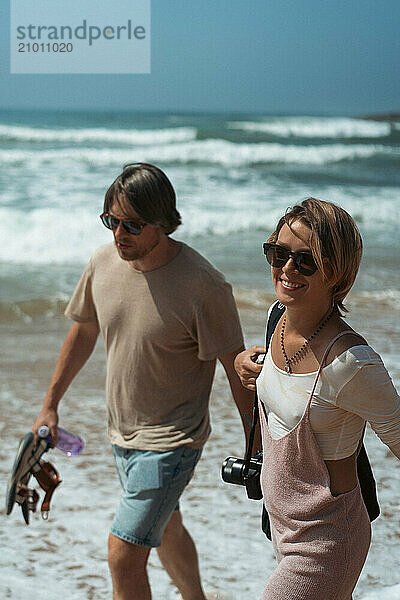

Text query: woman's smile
(279, 278), (306, 291)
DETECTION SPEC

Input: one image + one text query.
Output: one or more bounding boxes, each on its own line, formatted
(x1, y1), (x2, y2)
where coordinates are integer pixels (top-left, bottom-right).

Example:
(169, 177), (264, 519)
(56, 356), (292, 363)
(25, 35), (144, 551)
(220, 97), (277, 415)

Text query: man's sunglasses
(263, 242), (318, 276)
(100, 213), (147, 236)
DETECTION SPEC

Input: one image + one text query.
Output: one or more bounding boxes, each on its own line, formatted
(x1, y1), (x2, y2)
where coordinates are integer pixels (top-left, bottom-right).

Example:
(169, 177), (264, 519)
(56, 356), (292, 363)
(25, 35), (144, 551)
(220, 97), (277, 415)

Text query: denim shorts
(111, 445), (202, 547)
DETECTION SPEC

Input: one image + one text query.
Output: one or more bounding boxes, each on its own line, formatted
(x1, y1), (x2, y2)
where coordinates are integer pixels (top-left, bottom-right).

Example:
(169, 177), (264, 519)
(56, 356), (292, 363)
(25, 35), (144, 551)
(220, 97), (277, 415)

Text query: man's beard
(114, 233), (161, 262)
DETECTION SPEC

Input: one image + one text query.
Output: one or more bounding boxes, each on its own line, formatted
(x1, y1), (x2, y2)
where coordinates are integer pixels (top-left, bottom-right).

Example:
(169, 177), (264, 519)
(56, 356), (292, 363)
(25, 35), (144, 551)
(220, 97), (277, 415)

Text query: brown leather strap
(33, 461), (62, 514)
(16, 486), (40, 512)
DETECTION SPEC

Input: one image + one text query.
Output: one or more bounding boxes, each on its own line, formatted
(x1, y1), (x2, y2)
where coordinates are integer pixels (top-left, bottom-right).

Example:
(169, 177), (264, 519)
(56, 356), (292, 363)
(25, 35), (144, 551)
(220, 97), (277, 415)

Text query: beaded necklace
(280, 308), (335, 374)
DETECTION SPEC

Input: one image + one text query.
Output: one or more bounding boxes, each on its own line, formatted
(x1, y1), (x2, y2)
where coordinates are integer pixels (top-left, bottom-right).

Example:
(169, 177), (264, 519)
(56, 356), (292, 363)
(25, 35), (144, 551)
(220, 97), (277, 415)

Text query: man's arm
(218, 347), (261, 453)
(32, 320), (99, 444)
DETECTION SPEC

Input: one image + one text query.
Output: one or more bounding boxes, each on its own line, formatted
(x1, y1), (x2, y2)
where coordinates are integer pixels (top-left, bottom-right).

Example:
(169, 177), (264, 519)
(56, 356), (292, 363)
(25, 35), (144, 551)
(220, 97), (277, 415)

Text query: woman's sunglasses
(100, 213), (147, 236)
(263, 242), (318, 276)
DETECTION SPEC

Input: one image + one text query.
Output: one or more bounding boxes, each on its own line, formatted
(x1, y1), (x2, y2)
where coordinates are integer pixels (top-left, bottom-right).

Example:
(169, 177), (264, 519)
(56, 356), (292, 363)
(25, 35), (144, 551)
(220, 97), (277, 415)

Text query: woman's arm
(337, 354), (400, 459)
(234, 345), (266, 391)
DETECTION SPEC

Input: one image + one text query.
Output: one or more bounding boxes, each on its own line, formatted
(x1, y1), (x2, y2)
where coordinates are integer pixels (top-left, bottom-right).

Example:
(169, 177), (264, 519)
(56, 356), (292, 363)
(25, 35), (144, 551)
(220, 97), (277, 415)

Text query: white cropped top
(257, 337), (400, 460)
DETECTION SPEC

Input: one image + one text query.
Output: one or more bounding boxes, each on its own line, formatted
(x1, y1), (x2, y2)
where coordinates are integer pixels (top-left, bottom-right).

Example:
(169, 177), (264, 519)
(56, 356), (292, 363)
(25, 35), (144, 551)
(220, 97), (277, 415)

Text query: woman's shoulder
(323, 319), (376, 367)
(325, 330), (383, 374)
(330, 331), (368, 356)
(323, 341), (386, 396)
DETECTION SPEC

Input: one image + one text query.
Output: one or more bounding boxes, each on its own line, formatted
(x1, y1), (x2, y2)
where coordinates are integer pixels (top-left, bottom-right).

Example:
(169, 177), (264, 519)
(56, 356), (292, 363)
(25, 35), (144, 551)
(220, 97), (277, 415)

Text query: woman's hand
(234, 345), (266, 390)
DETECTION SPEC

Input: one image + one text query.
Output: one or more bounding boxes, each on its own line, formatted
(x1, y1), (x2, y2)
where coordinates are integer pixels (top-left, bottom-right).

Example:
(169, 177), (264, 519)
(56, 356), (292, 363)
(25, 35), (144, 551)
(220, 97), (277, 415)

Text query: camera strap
(243, 302), (285, 482)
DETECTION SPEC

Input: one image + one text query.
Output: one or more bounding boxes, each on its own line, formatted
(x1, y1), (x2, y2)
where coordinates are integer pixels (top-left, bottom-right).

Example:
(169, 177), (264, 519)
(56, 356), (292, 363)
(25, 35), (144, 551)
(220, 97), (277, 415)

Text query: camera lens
(221, 456), (245, 485)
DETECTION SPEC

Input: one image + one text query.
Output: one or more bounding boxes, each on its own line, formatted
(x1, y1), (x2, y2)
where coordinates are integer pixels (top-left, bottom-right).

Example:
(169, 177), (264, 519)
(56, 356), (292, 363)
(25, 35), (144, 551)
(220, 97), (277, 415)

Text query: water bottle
(38, 425), (84, 456)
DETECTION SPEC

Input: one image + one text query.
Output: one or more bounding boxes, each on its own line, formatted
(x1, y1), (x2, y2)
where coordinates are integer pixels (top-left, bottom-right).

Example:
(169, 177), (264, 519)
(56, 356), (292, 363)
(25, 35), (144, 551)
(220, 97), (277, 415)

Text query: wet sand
(1, 297), (399, 599)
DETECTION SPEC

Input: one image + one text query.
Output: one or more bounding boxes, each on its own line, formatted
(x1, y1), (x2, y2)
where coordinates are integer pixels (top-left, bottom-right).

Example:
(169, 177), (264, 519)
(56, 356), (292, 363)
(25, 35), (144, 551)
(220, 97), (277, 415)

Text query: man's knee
(162, 510), (185, 541)
(108, 533), (150, 576)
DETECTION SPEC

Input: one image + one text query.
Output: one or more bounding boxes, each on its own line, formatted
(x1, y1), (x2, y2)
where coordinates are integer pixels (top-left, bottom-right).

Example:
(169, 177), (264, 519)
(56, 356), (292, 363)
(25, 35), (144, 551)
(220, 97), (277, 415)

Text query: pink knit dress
(259, 332), (371, 600)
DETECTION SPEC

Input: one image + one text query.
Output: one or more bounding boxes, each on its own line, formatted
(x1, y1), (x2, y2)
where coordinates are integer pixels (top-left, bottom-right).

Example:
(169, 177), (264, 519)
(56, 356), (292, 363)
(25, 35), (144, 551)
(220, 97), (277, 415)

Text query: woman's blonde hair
(269, 198), (363, 314)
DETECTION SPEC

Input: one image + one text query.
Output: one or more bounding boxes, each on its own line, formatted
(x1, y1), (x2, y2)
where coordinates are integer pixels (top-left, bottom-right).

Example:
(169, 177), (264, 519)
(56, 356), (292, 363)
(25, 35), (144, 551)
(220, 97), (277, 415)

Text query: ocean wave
(1, 181), (400, 265)
(0, 207), (108, 264)
(227, 117), (394, 139)
(3, 288), (400, 323)
(0, 124), (197, 145)
(0, 296), (69, 323)
(234, 289), (276, 311)
(233, 288), (400, 313)
(0, 204), (279, 264)
(0, 140), (398, 168)
(147, 140), (398, 166)
(349, 290), (400, 308)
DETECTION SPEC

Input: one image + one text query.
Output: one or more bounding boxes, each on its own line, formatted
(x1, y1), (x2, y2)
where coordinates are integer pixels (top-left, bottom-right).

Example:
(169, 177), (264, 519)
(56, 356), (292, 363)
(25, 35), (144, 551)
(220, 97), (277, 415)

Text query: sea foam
(227, 116), (395, 139)
(0, 140), (398, 168)
(0, 124), (197, 145)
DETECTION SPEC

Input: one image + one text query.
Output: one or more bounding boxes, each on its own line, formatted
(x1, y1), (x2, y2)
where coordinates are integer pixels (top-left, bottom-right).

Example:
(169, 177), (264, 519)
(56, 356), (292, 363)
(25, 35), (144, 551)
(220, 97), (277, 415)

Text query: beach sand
(1, 295), (399, 599)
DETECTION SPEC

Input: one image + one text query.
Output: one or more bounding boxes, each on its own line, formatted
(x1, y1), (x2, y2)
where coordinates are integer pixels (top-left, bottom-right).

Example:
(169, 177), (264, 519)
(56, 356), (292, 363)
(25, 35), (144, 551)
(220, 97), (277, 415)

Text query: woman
(234, 198), (400, 600)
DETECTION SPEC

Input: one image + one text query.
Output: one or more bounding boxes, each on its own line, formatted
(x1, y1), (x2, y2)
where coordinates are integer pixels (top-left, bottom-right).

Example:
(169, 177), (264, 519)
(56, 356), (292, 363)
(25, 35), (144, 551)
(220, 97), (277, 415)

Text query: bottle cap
(38, 425), (50, 437)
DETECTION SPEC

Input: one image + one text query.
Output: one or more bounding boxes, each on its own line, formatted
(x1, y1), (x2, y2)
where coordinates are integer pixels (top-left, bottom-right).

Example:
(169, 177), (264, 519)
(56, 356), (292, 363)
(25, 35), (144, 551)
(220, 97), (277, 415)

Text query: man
(32, 163), (254, 600)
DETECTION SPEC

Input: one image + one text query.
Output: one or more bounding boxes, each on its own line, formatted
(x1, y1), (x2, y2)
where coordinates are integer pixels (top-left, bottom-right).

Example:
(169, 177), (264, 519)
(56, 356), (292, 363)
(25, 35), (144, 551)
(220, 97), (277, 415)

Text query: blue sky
(1, 0), (399, 115)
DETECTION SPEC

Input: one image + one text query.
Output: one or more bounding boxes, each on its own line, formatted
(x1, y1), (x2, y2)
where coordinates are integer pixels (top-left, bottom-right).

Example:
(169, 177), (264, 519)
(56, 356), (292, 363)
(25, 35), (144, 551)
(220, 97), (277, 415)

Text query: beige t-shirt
(65, 242), (244, 451)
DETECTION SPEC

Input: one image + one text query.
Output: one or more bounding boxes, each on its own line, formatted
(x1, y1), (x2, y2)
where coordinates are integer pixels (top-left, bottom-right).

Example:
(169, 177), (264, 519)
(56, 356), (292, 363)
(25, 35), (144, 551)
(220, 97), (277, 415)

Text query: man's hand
(234, 345), (266, 391)
(32, 407), (59, 447)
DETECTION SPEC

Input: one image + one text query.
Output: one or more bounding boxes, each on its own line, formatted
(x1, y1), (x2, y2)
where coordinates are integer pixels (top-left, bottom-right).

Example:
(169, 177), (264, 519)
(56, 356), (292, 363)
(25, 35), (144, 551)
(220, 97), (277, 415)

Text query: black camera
(221, 450), (263, 500)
